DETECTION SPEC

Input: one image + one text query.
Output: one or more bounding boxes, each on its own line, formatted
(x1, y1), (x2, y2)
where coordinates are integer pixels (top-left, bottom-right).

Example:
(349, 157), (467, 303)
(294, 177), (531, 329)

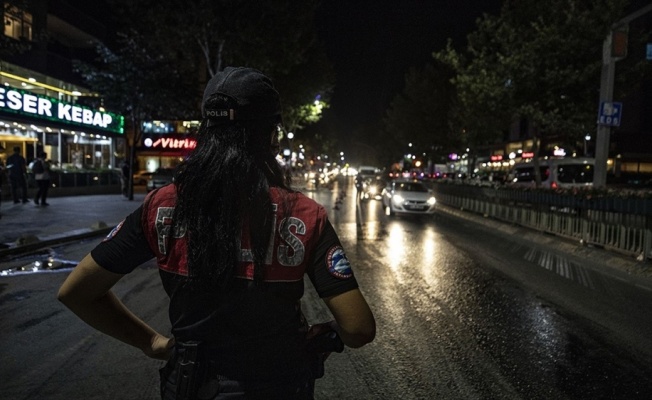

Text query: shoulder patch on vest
(103, 220), (124, 242)
(326, 246), (353, 279)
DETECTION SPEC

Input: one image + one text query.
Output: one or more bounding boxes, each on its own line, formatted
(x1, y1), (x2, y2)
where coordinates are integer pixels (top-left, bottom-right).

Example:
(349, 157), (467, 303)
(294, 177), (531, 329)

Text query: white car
(381, 179), (436, 216)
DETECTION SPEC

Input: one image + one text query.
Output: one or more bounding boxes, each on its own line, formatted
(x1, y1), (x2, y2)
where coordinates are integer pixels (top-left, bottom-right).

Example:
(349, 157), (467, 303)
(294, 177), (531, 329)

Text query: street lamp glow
(287, 132), (294, 140)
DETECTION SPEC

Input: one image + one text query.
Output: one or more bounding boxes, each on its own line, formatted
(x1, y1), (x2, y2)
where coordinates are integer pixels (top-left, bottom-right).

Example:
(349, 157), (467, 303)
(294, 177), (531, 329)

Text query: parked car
(509, 157), (594, 189)
(381, 179), (437, 216)
(146, 167), (176, 192)
(132, 170), (154, 185)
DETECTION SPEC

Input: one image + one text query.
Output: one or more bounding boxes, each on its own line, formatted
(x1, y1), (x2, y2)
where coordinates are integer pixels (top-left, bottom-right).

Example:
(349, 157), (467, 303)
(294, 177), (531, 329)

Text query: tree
(383, 62), (458, 166)
(73, 31), (197, 199)
(434, 0), (630, 186)
(106, 0), (334, 135)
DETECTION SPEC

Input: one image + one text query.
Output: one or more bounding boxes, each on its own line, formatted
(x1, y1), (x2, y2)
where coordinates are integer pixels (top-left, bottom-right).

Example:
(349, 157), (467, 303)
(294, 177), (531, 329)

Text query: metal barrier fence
(428, 183), (652, 262)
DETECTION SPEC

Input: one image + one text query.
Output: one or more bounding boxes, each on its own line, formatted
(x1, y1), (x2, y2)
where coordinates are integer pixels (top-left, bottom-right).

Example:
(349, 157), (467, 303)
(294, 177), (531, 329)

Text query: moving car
(381, 179), (436, 216)
(355, 166), (381, 193)
(359, 176), (385, 201)
(146, 167), (175, 192)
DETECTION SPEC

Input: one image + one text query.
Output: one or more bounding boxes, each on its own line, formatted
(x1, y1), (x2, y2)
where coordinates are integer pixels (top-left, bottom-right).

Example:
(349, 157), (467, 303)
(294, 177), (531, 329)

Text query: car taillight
(551, 181), (558, 189)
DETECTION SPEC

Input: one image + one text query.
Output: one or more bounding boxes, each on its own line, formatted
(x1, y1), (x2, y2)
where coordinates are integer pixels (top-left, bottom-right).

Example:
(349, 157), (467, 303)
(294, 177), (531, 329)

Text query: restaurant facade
(0, 63), (125, 170)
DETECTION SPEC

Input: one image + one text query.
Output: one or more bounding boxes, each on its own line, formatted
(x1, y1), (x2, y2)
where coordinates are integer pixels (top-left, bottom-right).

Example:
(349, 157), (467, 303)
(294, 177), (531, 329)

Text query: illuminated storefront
(0, 64), (125, 169)
(136, 120), (199, 172)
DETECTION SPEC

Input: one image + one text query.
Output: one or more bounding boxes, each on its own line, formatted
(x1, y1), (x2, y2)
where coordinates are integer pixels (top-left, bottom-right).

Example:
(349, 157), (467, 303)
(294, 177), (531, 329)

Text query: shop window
(3, 6), (33, 41)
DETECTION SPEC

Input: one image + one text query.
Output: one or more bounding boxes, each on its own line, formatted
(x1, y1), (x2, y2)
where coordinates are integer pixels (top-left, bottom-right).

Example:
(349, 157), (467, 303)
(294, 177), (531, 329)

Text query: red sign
(490, 155), (503, 161)
(521, 152), (534, 159)
(144, 136), (196, 150)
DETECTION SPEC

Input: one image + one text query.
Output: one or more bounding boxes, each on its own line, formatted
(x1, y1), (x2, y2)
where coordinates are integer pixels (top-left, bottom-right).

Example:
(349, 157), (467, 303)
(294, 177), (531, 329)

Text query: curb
(0, 226), (113, 259)
(435, 202), (652, 285)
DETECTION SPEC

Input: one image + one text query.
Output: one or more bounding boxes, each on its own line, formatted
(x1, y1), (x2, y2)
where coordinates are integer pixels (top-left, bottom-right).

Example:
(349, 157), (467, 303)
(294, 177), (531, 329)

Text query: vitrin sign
(0, 88), (124, 134)
(143, 136), (196, 150)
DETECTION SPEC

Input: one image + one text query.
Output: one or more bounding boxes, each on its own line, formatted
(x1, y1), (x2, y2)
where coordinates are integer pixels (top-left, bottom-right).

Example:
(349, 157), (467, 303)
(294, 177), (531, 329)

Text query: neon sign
(0, 87), (124, 134)
(490, 155), (503, 161)
(144, 136), (196, 150)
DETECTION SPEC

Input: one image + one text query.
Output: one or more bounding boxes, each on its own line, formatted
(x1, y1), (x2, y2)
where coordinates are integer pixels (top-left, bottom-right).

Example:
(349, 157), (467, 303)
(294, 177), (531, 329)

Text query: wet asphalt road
(1, 178), (651, 399)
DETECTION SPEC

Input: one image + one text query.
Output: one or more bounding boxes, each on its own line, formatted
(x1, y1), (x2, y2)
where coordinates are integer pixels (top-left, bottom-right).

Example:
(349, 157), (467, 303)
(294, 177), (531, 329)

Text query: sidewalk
(0, 179), (309, 260)
(0, 192), (147, 259)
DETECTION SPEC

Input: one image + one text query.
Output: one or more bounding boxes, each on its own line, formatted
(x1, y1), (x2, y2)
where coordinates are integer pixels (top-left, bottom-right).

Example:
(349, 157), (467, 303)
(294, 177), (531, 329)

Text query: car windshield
(396, 182), (428, 192)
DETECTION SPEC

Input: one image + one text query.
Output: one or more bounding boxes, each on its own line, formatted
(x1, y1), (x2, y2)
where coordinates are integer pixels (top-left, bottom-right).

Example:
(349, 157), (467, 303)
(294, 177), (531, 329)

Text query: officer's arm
(323, 288), (376, 348)
(57, 253), (173, 360)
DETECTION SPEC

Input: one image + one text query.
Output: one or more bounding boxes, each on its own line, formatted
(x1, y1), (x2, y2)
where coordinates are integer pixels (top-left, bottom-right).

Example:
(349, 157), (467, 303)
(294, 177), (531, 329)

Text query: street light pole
(593, 3), (652, 188)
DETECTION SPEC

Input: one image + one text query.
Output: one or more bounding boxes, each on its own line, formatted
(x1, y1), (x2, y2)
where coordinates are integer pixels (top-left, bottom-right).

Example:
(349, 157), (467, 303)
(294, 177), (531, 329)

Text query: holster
(176, 341), (202, 400)
(159, 341), (205, 400)
(305, 330), (344, 379)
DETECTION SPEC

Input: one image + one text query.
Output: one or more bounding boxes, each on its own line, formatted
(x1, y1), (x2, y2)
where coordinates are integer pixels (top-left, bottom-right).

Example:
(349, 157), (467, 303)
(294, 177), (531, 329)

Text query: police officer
(58, 67), (376, 399)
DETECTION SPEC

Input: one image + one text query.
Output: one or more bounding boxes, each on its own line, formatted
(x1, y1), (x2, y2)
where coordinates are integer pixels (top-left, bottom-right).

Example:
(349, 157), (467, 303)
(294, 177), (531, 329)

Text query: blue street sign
(598, 102), (622, 127)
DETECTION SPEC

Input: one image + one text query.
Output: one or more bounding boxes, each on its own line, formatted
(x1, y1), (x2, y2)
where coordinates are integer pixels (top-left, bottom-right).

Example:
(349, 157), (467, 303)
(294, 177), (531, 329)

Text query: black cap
(202, 67), (281, 124)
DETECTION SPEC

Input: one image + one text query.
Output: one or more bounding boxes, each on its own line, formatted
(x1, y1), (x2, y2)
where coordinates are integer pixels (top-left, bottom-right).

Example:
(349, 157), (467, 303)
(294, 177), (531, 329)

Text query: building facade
(1, 0), (125, 170)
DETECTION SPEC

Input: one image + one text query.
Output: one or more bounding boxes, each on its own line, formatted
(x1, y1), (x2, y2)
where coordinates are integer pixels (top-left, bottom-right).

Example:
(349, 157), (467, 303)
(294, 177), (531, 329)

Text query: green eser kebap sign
(0, 87), (124, 134)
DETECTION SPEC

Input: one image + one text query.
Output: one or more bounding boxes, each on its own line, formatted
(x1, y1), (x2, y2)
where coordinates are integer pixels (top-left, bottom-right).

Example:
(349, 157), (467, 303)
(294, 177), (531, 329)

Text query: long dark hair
(173, 94), (291, 292)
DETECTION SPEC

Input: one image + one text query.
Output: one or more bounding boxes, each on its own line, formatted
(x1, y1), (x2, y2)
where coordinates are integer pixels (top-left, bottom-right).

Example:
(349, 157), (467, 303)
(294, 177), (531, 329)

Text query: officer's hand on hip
(143, 334), (175, 361)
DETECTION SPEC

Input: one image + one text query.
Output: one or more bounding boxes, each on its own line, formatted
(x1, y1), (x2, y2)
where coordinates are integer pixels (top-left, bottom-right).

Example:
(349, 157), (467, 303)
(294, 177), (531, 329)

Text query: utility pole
(593, 3), (652, 188)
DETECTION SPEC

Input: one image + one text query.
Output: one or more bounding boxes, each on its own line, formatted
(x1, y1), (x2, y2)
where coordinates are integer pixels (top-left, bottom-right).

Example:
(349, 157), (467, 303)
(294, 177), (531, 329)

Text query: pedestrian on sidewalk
(32, 152), (50, 207)
(58, 66), (376, 399)
(6, 146), (29, 204)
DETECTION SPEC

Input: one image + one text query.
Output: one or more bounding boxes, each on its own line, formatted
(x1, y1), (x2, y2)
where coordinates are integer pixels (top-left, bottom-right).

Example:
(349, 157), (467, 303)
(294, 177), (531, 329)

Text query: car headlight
(392, 194), (404, 204)
(369, 187), (377, 194)
(427, 196), (436, 205)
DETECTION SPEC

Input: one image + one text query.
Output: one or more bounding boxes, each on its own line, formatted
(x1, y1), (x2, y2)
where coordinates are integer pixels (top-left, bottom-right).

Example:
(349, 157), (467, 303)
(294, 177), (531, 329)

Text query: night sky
(314, 0), (503, 136)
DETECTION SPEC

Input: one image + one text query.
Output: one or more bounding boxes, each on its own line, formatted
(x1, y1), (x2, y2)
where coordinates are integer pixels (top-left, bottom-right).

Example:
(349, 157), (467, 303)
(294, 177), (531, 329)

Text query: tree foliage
(105, 0), (334, 132)
(73, 31), (197, 199)
(384, 0), (652, 184)
(437, 0), (629, 155)
(73, 31), (197, 122)
(383, 62), (457, 163)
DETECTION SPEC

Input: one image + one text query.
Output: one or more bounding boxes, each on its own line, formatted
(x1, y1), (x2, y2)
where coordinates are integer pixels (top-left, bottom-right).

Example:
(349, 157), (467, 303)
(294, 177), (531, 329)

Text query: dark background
(314, 0), (503, 140)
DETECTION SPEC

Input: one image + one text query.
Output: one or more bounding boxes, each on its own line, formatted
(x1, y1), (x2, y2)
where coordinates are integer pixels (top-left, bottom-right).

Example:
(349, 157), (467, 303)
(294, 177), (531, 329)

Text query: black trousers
(34, 179), (50, 204)
(10, 175), (28, 202)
